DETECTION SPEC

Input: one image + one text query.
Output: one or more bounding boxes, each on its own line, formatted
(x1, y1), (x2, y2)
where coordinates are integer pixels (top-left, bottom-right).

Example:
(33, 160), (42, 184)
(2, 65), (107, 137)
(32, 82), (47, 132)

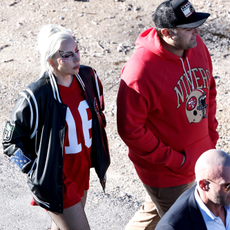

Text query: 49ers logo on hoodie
(185, 89), (207, 123)
(174, 67), (210, 124)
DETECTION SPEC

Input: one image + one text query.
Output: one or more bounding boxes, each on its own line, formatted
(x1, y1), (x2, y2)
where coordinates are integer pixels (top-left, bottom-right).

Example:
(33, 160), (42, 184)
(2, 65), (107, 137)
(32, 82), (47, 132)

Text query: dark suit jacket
(155, 183), (207, 230)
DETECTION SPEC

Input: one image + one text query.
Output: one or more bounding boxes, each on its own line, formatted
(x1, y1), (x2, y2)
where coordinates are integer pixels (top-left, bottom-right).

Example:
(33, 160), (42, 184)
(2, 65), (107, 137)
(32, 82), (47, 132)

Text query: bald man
(155, 149), (230, 230)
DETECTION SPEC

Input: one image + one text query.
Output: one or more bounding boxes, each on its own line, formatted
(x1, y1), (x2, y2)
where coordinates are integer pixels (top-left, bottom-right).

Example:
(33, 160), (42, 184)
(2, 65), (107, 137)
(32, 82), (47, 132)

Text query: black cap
(153, 0), (210, 28)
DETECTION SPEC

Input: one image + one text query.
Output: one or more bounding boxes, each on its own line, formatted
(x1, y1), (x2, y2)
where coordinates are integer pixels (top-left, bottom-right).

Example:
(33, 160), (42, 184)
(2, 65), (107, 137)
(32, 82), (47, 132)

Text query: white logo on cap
(181, 2), (195, 18)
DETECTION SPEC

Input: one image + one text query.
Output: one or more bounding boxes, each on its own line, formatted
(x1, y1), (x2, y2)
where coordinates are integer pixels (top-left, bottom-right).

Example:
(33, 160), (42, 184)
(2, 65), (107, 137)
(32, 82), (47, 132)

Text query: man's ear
(198, 180), (209, 191)
(161, 28), (174, 39)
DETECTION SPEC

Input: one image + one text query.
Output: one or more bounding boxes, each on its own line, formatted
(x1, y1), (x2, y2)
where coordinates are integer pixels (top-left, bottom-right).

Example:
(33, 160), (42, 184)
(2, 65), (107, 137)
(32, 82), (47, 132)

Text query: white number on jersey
(65, 100), (92, 154)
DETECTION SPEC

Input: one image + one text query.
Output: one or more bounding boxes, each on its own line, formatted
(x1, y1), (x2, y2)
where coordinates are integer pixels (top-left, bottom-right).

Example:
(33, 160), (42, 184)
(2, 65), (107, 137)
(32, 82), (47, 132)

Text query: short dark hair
(152, 1), (177, 29)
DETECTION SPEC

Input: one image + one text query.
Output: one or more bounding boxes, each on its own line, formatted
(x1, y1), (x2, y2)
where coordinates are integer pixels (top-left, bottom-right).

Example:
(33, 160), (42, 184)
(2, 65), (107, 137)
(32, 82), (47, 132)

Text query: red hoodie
(117, 28), (219, 188)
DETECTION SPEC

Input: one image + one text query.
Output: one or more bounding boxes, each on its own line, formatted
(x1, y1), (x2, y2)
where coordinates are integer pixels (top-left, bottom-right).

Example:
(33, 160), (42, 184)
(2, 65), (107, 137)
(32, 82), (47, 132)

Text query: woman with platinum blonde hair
(3, 24), (110, 230)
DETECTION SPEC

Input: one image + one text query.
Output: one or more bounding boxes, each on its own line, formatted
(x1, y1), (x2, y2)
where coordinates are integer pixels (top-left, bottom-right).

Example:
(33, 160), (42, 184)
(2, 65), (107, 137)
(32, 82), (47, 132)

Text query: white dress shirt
(195, 187), (230, 230)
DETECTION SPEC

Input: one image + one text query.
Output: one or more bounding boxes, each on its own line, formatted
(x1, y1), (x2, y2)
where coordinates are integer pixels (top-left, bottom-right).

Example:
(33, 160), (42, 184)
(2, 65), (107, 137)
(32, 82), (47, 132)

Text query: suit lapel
(188, 188), (207, 230)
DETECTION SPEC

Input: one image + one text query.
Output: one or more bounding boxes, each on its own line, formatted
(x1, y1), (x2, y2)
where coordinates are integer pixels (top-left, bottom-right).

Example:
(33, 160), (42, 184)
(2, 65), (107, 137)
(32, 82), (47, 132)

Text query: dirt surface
(0, 0), (230, 229)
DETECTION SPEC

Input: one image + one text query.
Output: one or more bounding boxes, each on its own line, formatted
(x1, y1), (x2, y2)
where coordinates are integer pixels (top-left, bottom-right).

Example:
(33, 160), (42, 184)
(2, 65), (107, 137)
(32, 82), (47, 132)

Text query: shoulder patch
(10, 149), (31, 169)
(3, 121), (14, 142)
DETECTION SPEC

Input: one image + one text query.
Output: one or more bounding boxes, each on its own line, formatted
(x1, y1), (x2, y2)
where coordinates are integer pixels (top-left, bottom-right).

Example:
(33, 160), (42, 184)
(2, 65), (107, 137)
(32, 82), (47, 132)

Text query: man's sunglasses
(206, 179), (230, 192)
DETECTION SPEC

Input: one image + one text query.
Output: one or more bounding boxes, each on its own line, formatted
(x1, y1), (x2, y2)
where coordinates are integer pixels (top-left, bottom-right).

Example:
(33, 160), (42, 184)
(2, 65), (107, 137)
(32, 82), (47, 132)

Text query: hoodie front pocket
(176, 135), (214, 176)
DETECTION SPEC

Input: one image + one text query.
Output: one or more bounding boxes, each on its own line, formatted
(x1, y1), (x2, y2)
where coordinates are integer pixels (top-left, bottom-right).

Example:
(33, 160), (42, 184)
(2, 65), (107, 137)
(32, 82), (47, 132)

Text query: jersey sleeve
(93, 69), (106, 127)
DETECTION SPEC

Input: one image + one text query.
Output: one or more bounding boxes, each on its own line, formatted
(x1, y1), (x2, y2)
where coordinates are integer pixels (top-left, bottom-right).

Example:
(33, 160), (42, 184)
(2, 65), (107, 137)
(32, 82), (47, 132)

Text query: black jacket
(155, 183), (207, 230)
(2, 65), (110, 213)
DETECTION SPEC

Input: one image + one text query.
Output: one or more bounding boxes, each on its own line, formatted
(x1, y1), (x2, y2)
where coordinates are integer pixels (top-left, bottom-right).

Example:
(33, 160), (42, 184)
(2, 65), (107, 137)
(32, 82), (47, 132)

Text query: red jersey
(59, 76), (92, 208)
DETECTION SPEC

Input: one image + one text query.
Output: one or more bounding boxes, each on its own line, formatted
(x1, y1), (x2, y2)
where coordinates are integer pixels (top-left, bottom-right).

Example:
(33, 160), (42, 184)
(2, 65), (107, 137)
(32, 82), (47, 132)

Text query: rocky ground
(0, 0), (230, 229)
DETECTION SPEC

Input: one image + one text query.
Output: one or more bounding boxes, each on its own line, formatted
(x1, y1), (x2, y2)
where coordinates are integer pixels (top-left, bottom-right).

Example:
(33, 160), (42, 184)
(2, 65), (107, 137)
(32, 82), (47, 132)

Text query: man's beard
(215, 193), (230, 206)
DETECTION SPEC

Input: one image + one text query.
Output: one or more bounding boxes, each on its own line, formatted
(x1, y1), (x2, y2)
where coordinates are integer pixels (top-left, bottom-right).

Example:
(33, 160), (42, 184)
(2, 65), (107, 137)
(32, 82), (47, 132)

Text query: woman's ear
(49, 59), (55, 68)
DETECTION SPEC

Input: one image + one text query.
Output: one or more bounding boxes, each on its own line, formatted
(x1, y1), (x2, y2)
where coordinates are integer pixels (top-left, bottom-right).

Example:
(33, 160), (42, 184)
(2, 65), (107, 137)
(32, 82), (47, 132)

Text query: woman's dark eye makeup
(59, 48), (79, 58)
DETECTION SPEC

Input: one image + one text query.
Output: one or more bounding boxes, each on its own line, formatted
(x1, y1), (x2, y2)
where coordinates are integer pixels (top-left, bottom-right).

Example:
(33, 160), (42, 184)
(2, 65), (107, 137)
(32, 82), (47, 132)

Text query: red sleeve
(117, 79), (184, 172)
(206, 48), (219, 146)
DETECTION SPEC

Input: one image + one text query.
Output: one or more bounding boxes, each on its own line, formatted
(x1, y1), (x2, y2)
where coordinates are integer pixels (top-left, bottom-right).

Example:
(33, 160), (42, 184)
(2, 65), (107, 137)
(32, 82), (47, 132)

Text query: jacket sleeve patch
(10, 149), (31, 169)
(3, 121), (14, 142)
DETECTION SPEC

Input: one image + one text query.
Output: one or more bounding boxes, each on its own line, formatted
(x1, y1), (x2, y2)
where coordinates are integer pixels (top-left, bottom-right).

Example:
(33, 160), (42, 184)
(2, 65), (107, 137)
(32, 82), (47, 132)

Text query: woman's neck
(55, 74), (73, 87)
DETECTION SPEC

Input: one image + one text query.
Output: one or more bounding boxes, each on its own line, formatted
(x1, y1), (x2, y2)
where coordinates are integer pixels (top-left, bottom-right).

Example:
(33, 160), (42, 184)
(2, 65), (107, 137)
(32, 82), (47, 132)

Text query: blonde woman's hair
(37, 24), (73, 78)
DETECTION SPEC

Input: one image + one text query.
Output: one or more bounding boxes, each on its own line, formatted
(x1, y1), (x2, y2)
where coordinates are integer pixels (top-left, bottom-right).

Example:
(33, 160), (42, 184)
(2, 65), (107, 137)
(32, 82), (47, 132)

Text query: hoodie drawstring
(180, 57), (195, 91)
